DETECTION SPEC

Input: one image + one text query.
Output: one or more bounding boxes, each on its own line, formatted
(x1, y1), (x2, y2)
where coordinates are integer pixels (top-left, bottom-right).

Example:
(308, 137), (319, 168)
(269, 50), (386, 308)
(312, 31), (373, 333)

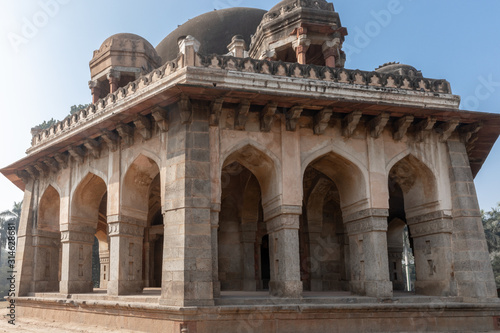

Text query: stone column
(99, 250), (109, 289)
(446, 139), (497, 298)
(88, 80), (101, 104)
(59, 229), (95, 295)
(344, 209), (392, 297)
(14, 179), (37, 296)
(210, 206), (221, 298)
(107, 70), (121, 94)
(160, 99), (214, 306)
(322, 39), (340, 68)
(241, 222), (257, 291)
(308, 230), (323, 291)
(267, 212), (302, 298)
(107, 216), (145, 295)
(227, 35), (246, 58)
(387, 246), (404, 291)
(407, 211), (454, 296)
(32, 230), (60, 292)
(143, 240), (151, 288)
(292, 28), (310, 65)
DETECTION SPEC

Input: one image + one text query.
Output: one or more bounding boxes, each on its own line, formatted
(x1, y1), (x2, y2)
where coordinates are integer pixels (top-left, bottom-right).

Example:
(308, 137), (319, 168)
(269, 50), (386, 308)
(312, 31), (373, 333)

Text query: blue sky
(0, 0), (499, 214)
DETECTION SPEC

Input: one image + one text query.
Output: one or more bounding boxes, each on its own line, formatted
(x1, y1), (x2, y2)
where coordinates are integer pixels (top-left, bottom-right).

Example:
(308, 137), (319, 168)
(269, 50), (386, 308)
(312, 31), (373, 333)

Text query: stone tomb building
(2, 1), (500, 332)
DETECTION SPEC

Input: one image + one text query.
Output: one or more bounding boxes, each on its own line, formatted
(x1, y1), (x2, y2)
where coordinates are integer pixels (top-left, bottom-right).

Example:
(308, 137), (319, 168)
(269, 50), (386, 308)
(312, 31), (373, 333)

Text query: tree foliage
(33, 104), (91, 131)
(482, 203), (500, 287)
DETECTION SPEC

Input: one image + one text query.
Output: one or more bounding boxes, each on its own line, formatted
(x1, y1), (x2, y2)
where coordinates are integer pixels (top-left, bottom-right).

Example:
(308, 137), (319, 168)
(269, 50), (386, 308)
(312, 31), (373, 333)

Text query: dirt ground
(0, 302), (136, 332)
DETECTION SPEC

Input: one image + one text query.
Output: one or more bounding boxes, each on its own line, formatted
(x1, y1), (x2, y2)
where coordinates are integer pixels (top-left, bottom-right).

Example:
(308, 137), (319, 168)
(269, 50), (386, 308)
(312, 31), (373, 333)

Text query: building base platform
(11, 290), (500, 332)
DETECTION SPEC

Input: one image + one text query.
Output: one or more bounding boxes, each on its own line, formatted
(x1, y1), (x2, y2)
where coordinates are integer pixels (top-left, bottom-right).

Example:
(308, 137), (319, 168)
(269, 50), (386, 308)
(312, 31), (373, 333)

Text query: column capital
(267, 213), (300, 233)
(108, 221), (144, 238)
(407, 210), (453, 238)
(60, 230), (94, 244)
(343, 208), (389, 236)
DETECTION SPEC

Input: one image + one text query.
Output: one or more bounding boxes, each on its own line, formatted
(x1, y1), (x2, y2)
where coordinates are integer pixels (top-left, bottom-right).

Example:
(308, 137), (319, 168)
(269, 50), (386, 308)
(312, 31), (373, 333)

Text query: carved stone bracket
(179, 94), (192, 124)
(101, 130), (120, 152)
(342, 110), (362, 138)
(368, 113), (390, 138)
(459, 122), (482, 144)
(436, 119), (460, 142)
(234, 99), (251, 131)
(25, 166), (39, 179)
(16, 170), (31, 184)
(413, 117), (437, 142)
(151, 106), (169, 132)
(260, 102), (277, 132)
(209, 98), (224, 127)
(116, 123), (134, 146)
(68, 146), (86, 164)
(34, 162), (49, 177)
(314, 108), (333, 135)
(83, 138), (101, 159)
(393, 116), (414, 141)
(134, 115), (152, 140)
(286, 106), (303, 131)
(43, 158), (59, 173)
(54, 153), (69, 169)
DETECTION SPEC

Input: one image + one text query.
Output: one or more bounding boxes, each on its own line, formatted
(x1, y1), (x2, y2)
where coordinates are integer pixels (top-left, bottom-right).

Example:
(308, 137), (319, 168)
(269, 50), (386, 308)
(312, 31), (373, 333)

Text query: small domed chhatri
(2, 1), (500, 332)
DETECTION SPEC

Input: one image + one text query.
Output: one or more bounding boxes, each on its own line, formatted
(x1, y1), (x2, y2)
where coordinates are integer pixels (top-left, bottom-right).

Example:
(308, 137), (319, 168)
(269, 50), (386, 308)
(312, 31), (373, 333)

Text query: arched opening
(34, 185), (61, 292)
(119, 154), (160, 294)
(301, 151), (370, 294)
(302, 166), (348, 292)
(218, 162), (267, 292)
(145, 174), (163, 288)
(388, 154), (450, 296)
(65, 173), (107, 294)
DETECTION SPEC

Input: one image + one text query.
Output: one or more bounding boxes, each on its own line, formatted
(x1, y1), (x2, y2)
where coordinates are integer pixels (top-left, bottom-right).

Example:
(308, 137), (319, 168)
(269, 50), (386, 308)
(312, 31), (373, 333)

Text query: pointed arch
(222, 142), (280, 205)
(38, 185), (61, 232)
(71, 173), (107, 226)
(302, 149), (369, 209)
(121, 154), (160, 219)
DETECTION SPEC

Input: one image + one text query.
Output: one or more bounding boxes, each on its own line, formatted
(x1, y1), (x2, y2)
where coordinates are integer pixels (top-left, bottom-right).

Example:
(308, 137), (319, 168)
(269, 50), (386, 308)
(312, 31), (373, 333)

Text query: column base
(107, 280), (143, 296)
(415, 280), (456, 297)
(270, 280), (302, 298)
(59, 280), (93, 295)
(350, 280), (393, 297)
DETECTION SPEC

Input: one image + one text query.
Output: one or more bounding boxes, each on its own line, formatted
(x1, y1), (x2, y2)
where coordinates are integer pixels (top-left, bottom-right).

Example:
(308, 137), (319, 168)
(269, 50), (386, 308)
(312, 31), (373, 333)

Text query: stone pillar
(88, 80), (101, 104)
(59, 229), (95, 295)
(344, 209), (392, 297)
(322, 39), (340, 68)
(292, 28), (310, 65)
(407, 211), (455, 296)
(99, 250), (109, 289)
(446, 139), (497, 298)
(267, 213), (302, 298)
(143, 240), (151, 288)
(387, 246), (405, 291)
(241, 222), (257, 291)
(32, 230), (60, 292)
(107, 70), (121, 94)
(210, 206), (221, 298)
(227, 35), (246, 58)
(179, 35), (201, 67)
(160, 99), (214, 306)
(308, 230), (323, 291)
(107, 217), (145, 295)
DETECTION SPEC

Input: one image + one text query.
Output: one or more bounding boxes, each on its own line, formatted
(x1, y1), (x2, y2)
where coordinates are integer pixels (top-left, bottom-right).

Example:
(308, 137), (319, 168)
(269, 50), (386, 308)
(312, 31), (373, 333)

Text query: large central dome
(156, 7), (266, 64)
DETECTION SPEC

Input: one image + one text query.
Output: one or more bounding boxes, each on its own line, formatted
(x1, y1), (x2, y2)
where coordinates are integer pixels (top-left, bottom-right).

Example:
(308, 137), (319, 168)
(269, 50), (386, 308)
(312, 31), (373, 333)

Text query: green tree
(0, 201), (21, 264)
(482, 203), (500, 288)
(70, 104), (91, 115)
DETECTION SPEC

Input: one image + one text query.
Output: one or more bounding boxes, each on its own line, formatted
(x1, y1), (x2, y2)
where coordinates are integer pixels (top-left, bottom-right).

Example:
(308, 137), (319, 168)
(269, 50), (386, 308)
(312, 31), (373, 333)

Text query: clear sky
(0, 0), (499, 214)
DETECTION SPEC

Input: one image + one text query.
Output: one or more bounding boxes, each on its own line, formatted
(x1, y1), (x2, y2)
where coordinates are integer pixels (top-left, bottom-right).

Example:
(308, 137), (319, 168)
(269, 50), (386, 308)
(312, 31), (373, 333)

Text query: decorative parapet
(28, 53), (452, 151)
